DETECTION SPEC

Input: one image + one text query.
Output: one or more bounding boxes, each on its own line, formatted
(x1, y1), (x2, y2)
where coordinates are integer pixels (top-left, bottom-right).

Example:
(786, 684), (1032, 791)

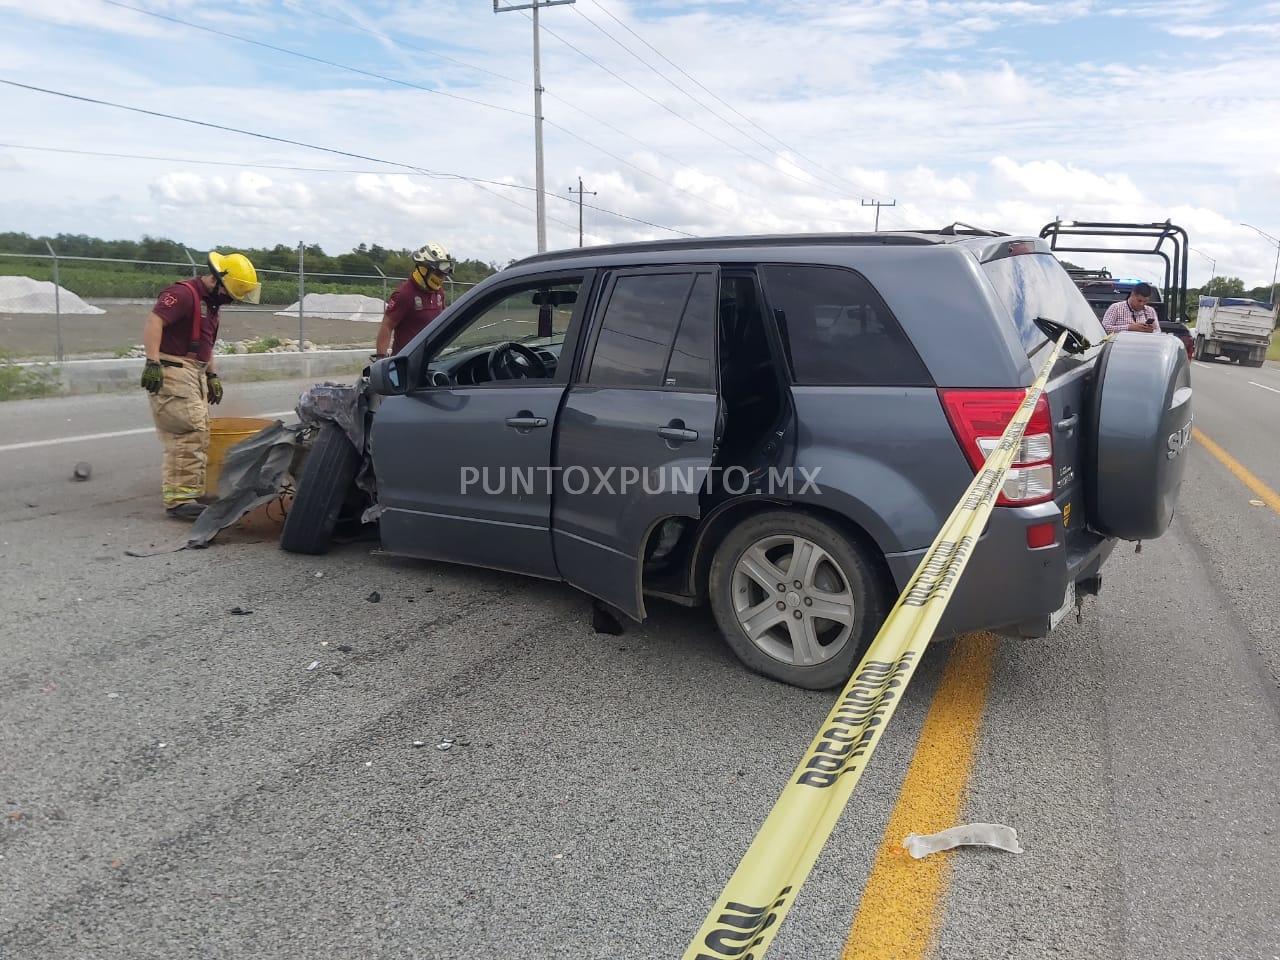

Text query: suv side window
(663, 272), (716, 391)
(759, 264), (930, 386)
(587, 272), (694, 387)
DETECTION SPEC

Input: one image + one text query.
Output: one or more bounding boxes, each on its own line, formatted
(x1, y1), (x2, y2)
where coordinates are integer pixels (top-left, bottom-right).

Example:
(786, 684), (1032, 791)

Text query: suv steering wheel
(488, 341), (548, 381)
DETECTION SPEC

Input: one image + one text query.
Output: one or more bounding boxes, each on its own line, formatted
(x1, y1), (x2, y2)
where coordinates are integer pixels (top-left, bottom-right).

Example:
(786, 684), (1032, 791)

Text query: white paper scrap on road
(902, 823), (1023, 859)
(0, 276), (105, 314)
(274, 293), (385, 323)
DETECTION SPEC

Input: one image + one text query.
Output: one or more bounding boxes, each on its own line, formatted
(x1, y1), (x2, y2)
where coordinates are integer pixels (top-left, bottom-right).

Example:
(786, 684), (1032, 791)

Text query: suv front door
(373, 272), (590, 579)
(553, 266), (720, 618)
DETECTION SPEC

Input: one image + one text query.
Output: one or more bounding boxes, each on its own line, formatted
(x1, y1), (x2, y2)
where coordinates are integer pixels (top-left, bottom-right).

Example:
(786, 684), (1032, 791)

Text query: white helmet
(412, 242), (453, 276)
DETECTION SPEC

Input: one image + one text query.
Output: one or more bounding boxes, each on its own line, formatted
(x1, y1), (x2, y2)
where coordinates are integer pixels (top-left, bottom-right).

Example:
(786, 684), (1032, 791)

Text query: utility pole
(568, 176), (596, 247)
(495, 0), (576, 253)
(1241, 222), (1280, 307)
(861, 198), (896, 231)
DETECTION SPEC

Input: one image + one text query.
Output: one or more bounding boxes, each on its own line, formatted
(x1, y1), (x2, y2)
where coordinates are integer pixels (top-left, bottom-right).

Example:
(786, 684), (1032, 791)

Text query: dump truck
(1194, 296), (1276, 366)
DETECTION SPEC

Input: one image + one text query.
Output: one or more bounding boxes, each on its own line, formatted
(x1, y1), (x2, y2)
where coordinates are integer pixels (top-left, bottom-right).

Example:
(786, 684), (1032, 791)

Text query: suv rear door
(981, 249), (1108, 553)
(552, 266), (720, 618)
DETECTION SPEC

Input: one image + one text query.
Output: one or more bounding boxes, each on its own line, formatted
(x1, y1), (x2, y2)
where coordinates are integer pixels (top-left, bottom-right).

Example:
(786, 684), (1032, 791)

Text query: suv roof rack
(1066, 266), (1113, 281)
(510, 232), (942, 268)
(927, 222), (1008, 237)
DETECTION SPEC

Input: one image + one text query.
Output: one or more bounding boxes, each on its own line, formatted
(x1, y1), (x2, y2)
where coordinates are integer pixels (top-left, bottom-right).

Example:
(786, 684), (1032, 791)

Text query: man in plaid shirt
(1101, 282), (1160, 335)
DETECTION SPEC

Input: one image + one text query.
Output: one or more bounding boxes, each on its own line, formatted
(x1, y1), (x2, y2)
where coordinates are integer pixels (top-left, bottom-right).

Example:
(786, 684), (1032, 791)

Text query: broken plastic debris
(437, 740), (453, 751)
(366, 590), (381, 603)
(228, 606), (253, 616)
(306, 660), (321, 671)
(106, 693), (119, 700)
(412, 740), (426, 748)
(1250, 499), (1265, 506)
(903, 823), (1023, 859)
(314, 571), (325, 579)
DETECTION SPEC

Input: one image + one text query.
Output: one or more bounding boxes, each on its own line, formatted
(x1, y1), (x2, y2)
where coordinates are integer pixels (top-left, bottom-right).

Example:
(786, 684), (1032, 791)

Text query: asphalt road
(1, 365), (1277, 960)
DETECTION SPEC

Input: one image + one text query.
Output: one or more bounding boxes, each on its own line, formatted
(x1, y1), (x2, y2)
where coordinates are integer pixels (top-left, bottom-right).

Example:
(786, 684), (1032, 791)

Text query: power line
(532, 12), (865, 205)
(96, 0), (731, 224)
(99, 0), (528, 117)
(583, 0), (892, 204)
(569, 4), (863, 204)
(0, 87), (695, 237)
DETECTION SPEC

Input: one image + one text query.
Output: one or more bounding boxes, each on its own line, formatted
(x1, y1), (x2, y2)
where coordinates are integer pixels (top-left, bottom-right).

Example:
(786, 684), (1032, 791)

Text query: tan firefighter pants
(148, 354), (210, 506)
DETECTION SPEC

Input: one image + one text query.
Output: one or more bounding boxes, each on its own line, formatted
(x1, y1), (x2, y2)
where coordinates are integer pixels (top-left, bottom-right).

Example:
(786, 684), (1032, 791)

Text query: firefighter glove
(141, 360), (164, 394)
(206, 372), (224, 405)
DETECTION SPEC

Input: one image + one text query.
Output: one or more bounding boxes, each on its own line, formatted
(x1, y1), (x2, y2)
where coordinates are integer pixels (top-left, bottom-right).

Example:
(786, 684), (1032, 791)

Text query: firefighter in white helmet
(374, 242), (453, 358)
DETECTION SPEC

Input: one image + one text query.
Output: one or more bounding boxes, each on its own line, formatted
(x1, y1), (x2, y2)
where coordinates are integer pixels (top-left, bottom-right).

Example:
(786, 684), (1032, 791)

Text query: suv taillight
(939, 389), (1054, 506)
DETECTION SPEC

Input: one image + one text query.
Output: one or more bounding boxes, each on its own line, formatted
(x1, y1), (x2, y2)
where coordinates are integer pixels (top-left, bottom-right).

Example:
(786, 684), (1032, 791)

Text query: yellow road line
(1194, 428), (1280, 516)
(841, 632), (998, 960)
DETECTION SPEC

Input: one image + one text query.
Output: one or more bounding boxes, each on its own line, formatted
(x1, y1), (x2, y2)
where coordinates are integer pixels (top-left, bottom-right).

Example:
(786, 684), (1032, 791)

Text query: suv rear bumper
(884, 503), (1116, 640)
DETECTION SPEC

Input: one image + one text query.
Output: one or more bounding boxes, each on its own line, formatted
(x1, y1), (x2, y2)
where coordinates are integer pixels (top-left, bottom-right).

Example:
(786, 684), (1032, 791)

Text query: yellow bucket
(206, 417), (276, 496)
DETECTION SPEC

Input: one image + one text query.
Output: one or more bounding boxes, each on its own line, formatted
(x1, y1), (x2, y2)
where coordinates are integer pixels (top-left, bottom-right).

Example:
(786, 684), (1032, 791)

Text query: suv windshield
(983, 253), (1106, 355)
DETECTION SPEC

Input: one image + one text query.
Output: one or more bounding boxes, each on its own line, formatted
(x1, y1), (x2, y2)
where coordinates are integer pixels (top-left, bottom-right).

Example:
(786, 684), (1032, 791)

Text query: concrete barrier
(16, 349), (369, 397)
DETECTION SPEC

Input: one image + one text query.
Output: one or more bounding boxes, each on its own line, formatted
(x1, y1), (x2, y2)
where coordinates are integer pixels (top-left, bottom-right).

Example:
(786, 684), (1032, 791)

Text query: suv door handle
(1056, 414), (1078, 435)
(657, 423), (699, 443)
(505, 414), (548, 430)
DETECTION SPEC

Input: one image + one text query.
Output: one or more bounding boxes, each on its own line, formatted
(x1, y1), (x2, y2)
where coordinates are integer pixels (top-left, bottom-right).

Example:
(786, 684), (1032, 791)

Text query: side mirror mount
(368, 355), (409, 396)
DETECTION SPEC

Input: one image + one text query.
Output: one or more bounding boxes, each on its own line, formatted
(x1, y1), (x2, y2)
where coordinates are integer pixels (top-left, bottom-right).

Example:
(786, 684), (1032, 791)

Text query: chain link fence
(0, 242), (481, 361)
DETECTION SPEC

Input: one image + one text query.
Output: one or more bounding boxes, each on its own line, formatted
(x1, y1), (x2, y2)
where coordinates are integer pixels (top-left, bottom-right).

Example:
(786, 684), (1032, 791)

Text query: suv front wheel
(708, 511), (886, 689)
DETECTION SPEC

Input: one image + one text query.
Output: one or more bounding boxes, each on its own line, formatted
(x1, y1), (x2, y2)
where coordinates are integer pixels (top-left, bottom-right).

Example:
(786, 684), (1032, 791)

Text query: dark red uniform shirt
(384, 278), (445, 354)
(152, 280), (220, 363)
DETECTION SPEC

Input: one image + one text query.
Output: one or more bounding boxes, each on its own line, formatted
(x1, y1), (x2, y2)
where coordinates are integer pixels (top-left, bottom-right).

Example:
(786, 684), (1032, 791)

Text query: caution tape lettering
(691, 886), (793, 960)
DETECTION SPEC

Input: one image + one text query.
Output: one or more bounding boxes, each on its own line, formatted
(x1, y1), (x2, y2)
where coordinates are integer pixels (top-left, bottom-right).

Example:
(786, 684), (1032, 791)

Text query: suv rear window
(983, 253), (1106, 355)
(759, 264), (930, 386)
(587, 272), (692, 387)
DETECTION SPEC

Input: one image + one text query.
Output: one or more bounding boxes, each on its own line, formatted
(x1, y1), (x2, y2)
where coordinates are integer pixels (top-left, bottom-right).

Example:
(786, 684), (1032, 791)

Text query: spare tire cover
(1088, 332), (1193, 540)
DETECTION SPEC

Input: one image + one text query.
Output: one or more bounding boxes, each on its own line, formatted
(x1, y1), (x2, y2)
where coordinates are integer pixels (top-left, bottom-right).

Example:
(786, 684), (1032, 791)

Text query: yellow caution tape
(683, 333), (1067, 960)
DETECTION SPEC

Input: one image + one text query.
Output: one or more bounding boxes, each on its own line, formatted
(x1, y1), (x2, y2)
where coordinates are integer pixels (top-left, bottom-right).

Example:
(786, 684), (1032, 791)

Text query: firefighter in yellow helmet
(139, 251), (261, 519)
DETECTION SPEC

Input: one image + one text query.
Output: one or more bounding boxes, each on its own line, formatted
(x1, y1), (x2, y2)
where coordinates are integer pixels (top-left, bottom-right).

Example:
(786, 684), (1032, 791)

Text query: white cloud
(990, 157), (1145, 205)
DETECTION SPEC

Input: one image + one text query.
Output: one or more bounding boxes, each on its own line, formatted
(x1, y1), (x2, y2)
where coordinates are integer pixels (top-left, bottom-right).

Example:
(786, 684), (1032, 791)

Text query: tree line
(0, 232), (500, 286)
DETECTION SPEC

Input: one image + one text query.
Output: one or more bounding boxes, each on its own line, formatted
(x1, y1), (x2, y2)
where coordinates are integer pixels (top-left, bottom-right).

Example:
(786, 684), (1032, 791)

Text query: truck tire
(708, 510), (887, 689)
(280, 422), (361, 555)
(1243, 357), (1266, 368)
(1088, 333), (1192, 541)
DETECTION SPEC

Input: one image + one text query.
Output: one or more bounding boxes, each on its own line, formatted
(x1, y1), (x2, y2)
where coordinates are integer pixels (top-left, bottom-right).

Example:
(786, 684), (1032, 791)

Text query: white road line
(1248, 380), (1280, 395)
(0, 410), (296, 453)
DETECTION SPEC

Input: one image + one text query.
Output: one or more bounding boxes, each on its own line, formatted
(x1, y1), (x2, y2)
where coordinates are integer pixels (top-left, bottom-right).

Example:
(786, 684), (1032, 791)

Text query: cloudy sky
(2, 0), (1279, 286)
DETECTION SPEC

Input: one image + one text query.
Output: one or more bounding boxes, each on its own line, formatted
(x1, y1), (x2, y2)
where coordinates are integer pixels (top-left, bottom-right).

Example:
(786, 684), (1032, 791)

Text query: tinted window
(663, 273), (715, 390)
(983, 254), (1106, 355)
(588, 273), (692, 387)
(759, 264), (930, 386)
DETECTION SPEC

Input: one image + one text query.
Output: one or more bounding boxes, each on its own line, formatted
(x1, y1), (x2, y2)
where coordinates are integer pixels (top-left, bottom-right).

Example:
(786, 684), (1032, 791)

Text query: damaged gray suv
(282, 231), (1192, 688)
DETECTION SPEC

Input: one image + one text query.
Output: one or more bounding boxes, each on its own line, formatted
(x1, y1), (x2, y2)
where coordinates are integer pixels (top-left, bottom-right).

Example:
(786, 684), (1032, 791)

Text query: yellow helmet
(207, 251), (262, 304)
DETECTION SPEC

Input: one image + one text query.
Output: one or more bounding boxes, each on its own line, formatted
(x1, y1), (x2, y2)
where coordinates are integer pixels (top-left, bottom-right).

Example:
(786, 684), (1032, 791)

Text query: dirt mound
(0, 276), (105, 315)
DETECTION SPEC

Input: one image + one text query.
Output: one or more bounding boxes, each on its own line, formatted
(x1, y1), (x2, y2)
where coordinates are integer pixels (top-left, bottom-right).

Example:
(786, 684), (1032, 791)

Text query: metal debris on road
(902, 823), (1024, 859)
(437, 740), (453, 751)
(306, 660), (321, 671)
(412, 740), (426, 748)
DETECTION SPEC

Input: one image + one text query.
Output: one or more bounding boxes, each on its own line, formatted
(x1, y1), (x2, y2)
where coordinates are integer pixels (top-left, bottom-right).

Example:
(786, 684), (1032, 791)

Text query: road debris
(437, 739), (454, 751)
(106, 692), (119, 700)
(228, 606), (253, 616)
(336, 644), (352, 653)
(367, 590), (381, 603)
(314, 571), (325, 579)
(902, 823), (1023, 860)
(72, 461), (91, 481)
(412, 740), (426, 748)
(306, 660), (321, 672)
